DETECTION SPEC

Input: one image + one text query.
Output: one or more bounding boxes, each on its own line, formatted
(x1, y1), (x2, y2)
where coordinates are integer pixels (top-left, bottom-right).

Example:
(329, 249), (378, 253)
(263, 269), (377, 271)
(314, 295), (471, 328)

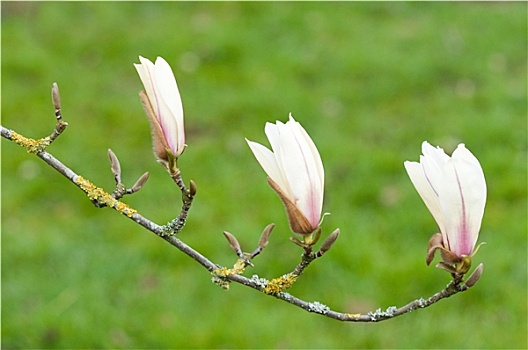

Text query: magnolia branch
(1, 121), (483, 321)
(1, 83), (484, 323)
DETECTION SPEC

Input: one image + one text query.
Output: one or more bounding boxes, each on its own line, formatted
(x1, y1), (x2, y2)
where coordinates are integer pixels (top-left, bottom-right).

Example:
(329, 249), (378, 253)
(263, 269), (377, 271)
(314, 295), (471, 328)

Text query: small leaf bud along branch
(1, 56), (488, 322)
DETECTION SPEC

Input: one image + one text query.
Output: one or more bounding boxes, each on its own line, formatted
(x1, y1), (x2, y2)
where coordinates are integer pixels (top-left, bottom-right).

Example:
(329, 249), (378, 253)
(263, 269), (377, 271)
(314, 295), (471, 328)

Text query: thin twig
(49, 82), (68, 141)
(163, 170), (196, 235)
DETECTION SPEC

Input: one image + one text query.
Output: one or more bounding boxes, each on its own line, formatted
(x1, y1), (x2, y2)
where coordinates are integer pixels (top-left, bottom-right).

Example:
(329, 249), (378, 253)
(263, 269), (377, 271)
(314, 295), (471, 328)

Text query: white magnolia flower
(404, 141), (486, 272)
(246, 114), (324, 235)
(134, 56), (185, 165)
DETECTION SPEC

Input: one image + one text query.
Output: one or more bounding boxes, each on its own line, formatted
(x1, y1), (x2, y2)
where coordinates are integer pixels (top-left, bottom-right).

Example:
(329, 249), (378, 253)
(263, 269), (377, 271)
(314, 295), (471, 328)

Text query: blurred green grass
(2, 2), (526, 349)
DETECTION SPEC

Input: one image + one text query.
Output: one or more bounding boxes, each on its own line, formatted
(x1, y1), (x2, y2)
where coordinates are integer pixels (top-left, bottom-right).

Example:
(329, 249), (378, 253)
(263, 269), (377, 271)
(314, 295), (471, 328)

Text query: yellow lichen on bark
(211, 259), (248, 290)
(212, 259), (247, 278)
(11, 131), (51, 154)
(113, 201), (137, 218)
(264, 273), (298, 295)
(75, 176), (137, 217)
(346, 313), (361, 320)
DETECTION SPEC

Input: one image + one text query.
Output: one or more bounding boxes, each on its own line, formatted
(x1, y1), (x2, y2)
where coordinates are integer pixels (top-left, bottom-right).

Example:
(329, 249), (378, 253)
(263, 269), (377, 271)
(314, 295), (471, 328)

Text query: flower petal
(268, 178), (313, 235)
(245, 138), (284, 189)
(275, 116), (324, 228)
(404, 160), (446, 236)
(247, 115), (324, 233)
(135, 56), (185, 158)
(406, 142), (486, 261)
(437, 145), (486, 256)
(263, 121), (293, 196)
(154, 57), (185, 154)
(134, 56), (159, 114)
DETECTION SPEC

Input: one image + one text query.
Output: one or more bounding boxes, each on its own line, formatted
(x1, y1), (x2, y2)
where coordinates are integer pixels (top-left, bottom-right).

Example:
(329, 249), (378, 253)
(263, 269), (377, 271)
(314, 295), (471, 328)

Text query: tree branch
(1, 83), (484, 321)
(2, 123), (484, 322)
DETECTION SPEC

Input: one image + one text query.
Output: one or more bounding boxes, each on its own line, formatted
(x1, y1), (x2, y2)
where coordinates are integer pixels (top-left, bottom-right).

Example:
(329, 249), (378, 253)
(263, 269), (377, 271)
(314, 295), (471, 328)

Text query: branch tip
(51, 82), (61, 111)
(189, 180), (197, 196)
(317, 228), (340, 257)
(108, 149), (122, 182)
(131, 172), (150, 192)
(249, 223), (275, 259)
(258, 223), (274, 249)
(464, 263), (484, 288)
(223, 231), (243, 257)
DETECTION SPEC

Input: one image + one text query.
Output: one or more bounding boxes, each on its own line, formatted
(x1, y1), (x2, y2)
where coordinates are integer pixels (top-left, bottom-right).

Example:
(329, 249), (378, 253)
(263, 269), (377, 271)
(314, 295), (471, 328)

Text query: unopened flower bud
(51, 82), (61, 111)
(107, 149), (122, 181)
(318, 228), (340, 256)
(131, 172), (150, 193)
(258, 223), (275, 250)
(246, 115), (325, 235)
(223, 231), (242, 257)
(464, 263), (484, 288)
(135, 56), (186, 167)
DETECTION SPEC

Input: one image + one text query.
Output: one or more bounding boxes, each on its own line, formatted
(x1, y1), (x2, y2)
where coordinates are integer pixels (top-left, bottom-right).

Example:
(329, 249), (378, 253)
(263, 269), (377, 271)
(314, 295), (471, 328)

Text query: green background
(2, 2), (526, 349)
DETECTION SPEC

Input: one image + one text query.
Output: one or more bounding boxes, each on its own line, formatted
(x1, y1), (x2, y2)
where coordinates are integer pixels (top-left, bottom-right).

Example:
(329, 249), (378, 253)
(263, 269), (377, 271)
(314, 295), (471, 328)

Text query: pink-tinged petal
(154, 57), (185, 154)
(273, 119), (313, 226)
(279, 116), (323, 227)
(452, 145), (487, 223)
(288, 114), (324, 191)
(153, 97), (178, 154)
(135, 56), (186, 158)
(417, 142), (455, 245)
(437, 147), (486, 256)
(294, 117), (325, 191)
